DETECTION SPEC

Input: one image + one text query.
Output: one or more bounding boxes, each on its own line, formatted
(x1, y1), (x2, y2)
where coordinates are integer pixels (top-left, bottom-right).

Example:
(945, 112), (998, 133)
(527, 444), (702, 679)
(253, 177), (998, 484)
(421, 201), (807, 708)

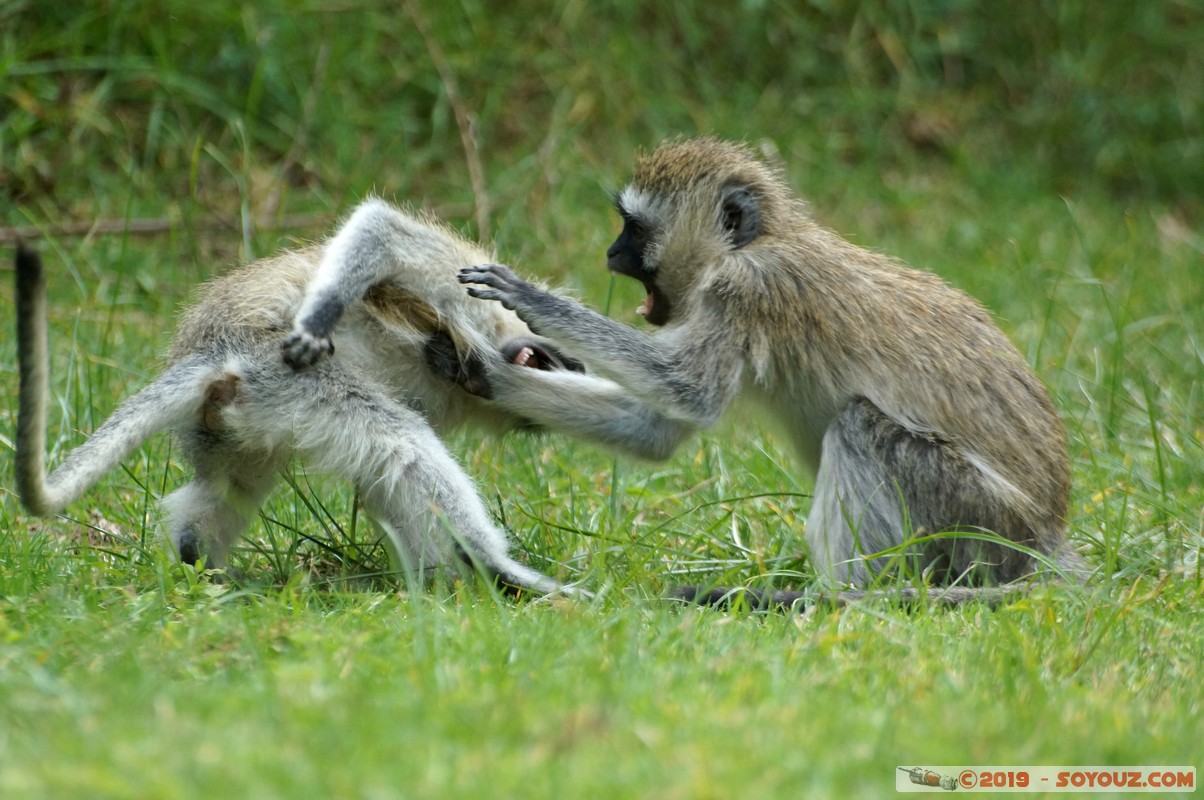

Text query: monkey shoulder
(701, 254), (807, 321)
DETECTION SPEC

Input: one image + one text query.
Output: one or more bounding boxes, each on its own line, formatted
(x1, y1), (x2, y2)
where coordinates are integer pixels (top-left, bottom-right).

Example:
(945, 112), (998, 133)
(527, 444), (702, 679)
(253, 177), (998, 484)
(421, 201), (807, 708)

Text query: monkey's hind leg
(271, 364), (573, 597)
(808, 398), (1043, 589)
(163, 373), (286, 568)
(162, 453), (284, 569)
(806, 401), (907, 588)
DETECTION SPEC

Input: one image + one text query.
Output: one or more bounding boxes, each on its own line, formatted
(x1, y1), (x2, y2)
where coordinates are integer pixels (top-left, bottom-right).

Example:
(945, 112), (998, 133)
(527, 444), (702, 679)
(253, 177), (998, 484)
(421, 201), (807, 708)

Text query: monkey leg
(162, 470), (280, 568)
(808, 398), (1042, 589)
(164, 384), (286, 568)
(269, 364), (570, 596)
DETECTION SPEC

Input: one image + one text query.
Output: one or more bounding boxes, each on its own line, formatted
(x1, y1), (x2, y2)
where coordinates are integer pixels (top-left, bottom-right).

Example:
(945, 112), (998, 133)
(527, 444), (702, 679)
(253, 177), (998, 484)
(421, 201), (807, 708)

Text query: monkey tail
(13, 243), (216, 517)
(667, 583), (1022, 612)
(14, 241), (53, 513)
(666, 585), (803, 610)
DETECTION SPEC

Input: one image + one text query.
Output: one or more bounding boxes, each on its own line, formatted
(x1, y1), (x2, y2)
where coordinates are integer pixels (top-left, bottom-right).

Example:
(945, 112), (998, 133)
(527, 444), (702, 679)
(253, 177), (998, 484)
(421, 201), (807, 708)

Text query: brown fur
(13, 200), (599, 597)
(459, 137), (1083, 597)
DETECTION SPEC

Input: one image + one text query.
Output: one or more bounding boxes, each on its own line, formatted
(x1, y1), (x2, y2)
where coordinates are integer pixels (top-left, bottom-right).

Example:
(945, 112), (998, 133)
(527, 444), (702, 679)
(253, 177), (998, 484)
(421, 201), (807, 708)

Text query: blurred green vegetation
(4, 0), (1201, 228)
(2, 0), (1200, 599)
(2, 4), (1202, 798)
(1, 0), (1200, 608)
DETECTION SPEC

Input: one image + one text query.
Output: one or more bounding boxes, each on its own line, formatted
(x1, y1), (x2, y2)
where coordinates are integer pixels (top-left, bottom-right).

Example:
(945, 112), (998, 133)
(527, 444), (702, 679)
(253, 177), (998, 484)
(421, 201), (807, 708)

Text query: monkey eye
(618, 212), (645, 242)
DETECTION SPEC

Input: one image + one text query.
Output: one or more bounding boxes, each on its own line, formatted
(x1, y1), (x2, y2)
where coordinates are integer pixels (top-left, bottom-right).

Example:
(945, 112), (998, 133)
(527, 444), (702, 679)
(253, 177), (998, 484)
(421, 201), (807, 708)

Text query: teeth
(514, 347), (534, 367)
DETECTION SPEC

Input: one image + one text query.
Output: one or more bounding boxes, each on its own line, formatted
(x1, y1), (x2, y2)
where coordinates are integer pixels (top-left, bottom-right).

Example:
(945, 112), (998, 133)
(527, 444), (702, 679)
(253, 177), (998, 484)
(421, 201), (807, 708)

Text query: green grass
(2, 2), (1202, 798)
(0, 583), (1198, 797)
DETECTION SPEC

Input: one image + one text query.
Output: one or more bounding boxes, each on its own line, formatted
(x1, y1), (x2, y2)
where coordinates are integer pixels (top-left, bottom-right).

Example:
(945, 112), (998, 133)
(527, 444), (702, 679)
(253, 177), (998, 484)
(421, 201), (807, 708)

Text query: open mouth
(607, 255), (672, 326)
(501, 339), (585, 373)
(631, 279), (671, 327)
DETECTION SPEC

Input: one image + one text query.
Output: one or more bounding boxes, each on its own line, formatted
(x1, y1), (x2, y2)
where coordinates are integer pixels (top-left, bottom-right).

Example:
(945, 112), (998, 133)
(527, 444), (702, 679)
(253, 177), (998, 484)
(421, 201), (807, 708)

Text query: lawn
(2, 3), (1201, 798)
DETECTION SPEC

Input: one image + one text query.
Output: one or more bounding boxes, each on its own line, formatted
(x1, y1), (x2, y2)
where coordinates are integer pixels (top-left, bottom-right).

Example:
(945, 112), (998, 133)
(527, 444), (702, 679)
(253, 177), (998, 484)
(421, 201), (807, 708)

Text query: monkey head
(423, 329), (584, 400)
(498, 337), (584, 373)
(608, 138), (779, 326)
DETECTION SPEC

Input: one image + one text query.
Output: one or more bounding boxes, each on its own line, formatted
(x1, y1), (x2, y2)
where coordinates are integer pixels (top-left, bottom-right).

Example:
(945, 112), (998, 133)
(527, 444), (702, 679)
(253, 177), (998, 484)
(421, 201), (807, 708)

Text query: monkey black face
(608, 182), (761, 327)
(607, 205), (673, 326)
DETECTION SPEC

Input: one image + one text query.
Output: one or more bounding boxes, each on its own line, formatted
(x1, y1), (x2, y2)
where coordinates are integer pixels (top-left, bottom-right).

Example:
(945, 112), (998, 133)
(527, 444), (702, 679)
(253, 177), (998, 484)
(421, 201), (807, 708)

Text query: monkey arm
(284, 199), (480, 370)
(284, 199), (395, 368)
(459, 264), (743, 428)
(424, 329), (692, 460)
(487, 365), (695, 461)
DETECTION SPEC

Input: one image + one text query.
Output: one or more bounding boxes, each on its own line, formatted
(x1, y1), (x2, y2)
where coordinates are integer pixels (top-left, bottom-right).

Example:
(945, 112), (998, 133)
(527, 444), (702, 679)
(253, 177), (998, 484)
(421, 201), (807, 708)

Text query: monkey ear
(720, 184), (761, 248)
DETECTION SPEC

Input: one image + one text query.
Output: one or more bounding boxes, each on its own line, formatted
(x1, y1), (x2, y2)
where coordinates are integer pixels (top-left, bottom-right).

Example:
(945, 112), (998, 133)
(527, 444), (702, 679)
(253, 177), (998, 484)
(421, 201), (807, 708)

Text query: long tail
(14, 241), (53, 512)
(667, 583), (1022, 611)
(14, 243), (214, 516)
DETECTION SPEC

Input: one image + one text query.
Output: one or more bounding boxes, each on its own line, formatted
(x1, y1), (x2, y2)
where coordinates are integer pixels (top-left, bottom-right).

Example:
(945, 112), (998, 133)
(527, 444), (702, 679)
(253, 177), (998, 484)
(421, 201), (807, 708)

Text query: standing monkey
(12, 199), (626, 597)
(455, 137), (1084, 605)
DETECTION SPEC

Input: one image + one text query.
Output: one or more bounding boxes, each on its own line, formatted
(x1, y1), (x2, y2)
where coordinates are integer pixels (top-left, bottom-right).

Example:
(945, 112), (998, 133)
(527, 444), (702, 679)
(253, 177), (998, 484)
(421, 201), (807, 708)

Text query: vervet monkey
(454, 137), (1084, 607)
(13, 199), (617, 596)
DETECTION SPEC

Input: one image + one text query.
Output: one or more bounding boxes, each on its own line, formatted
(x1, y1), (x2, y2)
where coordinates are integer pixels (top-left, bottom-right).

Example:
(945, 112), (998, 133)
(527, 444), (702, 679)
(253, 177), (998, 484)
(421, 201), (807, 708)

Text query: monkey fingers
(457, 264), (534, 311)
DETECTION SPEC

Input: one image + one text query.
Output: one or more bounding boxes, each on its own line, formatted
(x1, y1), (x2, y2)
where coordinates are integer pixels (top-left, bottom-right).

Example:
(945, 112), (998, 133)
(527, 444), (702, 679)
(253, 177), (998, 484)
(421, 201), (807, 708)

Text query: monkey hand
(281, 326), (335, 371)
(458, 264), (540, 316)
